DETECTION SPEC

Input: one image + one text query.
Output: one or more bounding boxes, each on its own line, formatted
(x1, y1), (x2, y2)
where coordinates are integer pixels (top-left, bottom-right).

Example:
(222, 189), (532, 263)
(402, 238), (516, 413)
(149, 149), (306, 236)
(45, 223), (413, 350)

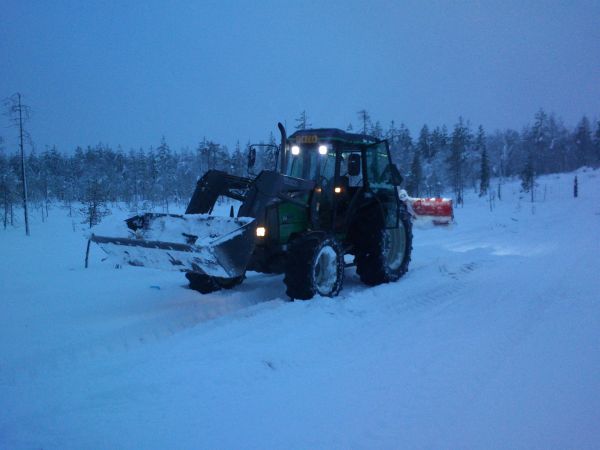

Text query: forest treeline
(1, 109), (599, 228)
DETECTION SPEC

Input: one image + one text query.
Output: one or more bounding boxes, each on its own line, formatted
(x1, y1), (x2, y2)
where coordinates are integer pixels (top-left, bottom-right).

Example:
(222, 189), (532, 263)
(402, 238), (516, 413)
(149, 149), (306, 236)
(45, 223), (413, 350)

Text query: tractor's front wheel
(354, 204), (413, 286)
(284, 233), (345, 300)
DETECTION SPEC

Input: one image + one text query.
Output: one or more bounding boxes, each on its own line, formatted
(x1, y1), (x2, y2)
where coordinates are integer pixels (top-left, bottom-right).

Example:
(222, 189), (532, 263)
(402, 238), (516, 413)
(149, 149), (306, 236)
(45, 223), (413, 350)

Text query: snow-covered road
(1, 170), (599, 449)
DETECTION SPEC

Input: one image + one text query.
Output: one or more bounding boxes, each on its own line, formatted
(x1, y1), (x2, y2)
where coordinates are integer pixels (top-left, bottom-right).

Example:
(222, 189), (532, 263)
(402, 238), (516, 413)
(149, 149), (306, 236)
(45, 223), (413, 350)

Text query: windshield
(285, 145), (320, 180)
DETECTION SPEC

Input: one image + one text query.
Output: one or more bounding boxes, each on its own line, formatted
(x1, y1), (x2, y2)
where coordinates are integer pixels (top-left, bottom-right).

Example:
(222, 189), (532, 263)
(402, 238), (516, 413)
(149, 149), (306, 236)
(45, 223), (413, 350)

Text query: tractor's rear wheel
(284, 233), (345, 300)
(354, 204), (412, 286)
(186, 272), (244, 294)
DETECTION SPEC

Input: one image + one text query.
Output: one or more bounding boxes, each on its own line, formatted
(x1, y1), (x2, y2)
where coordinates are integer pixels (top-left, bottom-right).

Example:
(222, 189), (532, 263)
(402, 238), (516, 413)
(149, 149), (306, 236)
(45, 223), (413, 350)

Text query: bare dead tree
(4, 93), (32, 235)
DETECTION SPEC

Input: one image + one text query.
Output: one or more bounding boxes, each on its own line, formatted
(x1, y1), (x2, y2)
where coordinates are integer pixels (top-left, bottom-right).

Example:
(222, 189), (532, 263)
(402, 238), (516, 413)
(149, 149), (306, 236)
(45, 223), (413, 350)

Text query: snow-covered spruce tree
(230, 140), (246, 177)
(155, 137), (176, 212)
(463, 125), (482, 192)
(417, 124), (434, 196)
(417, 125), (431, 160)
(520, 151), (535, 198)
(0, 144), (19, 229)
(80, 178), (110, 228)
(426, 170), (443, 197)
(173, 147), (199, 206)
(594, 120), (600, 166)
(370, 120), (383, 139)
(574, 116), (594, 168)
(198, 139), (227, 175)
(475, 126), (490, 196)
(386, 120), (397, 144)
(423, 125), (448, 196)
(546, 115), (572, 172)
(499, 128), (522, 178)
(407, 148), (423, 197)
(525, 109), (552, 175)
(393, 123), (413, 177)
(262, 132), (278, 171)
(430, 125), (448, 162)
(479, 148), (490, 197)
(447, 117), (471, 205)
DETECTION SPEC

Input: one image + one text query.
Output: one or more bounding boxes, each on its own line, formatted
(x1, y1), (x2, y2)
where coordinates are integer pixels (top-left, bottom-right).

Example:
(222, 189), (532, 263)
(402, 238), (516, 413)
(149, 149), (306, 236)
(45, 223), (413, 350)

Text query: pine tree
(231, 140), (246, 176)
(429, 125), (448, 160)
(417, 125), (431, 160)
(80, 178), (110, 228)
(357, 110), (371, 134)
(371, 121), (383, 138)
(394, 124), (413, 174)
(156, 136), (175, 211)
(594, 121), (600, 165)
(475, 126), (489, 196)
(529, 109), (550, 174)
(480, 148), (490, 197)
(263, 132), (278, 171)
(520, 151), (535, 196)
(447, 117), (471, 205)
(386, 120), (397, 144)
(407, 149), (423, 197)
(427, 170), (443, 197)
(295, 110), (311, 130)
(3, 93), (31, 235)
(574, 116), (593, 168)
(0, 144), (18, 229)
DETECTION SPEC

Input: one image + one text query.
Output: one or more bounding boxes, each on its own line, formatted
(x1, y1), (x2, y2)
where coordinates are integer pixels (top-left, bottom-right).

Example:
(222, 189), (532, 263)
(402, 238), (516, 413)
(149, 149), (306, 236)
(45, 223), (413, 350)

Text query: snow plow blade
(398, 190), (454, 227)
(90, 213), (256, 278)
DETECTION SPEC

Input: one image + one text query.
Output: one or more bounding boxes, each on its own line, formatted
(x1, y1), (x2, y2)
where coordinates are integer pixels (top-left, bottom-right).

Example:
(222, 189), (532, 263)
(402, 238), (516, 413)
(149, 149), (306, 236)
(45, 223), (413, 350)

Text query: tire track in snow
(341, 257), (486, 328)
(0, 277), (287, 386)
(0, 253), (487, 387)
(434, 254), (576, 436)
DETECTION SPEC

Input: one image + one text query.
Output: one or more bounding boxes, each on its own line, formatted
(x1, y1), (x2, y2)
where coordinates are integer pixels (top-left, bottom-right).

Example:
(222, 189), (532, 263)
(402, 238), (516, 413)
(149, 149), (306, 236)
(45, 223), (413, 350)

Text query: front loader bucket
(90, 213), (256, 278)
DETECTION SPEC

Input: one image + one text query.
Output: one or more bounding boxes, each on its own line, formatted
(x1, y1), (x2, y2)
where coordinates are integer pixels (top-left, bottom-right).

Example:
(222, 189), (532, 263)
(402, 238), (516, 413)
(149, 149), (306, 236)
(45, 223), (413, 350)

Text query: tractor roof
(288, 128), (379, 145)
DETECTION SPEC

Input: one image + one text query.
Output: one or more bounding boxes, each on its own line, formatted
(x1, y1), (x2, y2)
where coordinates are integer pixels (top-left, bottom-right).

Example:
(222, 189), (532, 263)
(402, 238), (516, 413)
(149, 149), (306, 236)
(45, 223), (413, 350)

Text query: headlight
(318, 145), (328, 155)
(291, 145), (300, 155)
(256, 226), (266, 237)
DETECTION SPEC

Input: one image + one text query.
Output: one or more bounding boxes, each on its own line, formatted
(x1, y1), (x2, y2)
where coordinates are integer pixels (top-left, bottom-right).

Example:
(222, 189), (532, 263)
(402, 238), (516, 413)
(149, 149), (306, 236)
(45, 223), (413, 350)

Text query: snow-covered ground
(1, 170), (599, 449)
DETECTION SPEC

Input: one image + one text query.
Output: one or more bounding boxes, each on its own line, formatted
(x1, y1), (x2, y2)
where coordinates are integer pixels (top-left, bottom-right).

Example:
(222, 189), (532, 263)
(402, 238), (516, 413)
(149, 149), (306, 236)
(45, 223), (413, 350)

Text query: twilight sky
(2, 0), (599, 153)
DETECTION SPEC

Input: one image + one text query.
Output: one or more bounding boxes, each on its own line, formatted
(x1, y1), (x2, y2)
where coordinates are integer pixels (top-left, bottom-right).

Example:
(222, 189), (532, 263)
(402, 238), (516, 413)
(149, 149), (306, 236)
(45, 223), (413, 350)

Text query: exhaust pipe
(278, 122), (287, 173)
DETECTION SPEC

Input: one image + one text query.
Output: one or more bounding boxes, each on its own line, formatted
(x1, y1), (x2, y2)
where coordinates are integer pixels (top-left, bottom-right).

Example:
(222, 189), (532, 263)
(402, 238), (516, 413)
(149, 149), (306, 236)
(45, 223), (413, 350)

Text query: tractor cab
(284, 129), (403, 232)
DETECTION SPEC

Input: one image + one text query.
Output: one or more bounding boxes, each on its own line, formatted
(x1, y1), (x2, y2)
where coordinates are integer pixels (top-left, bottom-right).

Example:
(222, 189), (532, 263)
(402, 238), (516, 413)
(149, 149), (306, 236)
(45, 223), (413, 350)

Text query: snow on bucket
(90, 213), (256, 277)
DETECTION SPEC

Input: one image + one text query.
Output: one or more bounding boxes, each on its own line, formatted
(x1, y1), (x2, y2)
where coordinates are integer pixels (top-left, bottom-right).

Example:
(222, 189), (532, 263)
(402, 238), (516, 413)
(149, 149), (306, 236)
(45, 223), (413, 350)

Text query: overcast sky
(2, 0), (599, 153)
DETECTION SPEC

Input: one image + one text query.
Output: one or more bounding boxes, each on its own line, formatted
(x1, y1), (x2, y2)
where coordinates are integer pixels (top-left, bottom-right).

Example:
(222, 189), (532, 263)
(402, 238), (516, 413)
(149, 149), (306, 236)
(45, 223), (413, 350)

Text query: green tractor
(91, 123), (413, 300)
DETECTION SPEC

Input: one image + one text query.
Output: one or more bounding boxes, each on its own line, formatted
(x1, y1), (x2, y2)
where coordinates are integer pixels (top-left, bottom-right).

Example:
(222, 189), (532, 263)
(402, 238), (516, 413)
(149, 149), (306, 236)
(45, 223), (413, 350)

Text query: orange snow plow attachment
(398, 190), (454, 227)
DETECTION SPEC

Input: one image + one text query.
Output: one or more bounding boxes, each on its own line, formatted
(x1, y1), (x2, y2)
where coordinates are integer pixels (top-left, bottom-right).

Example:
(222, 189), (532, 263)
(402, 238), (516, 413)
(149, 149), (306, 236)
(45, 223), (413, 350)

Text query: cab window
(366, 142), (394, 188)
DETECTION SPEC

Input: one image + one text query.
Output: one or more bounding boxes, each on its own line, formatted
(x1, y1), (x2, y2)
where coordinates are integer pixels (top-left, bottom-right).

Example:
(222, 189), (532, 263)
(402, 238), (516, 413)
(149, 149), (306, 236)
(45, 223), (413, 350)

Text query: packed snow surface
(1, 170), (599, 449)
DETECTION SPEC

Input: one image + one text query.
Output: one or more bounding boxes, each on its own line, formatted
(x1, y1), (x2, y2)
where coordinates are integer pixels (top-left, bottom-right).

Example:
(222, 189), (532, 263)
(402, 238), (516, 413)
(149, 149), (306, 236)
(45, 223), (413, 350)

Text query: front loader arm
(186, 170), (252, 215)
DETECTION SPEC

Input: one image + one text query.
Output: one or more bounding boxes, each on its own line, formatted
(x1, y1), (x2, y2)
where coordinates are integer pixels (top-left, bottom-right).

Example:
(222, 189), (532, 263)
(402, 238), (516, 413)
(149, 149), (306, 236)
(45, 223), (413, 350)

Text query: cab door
(363, 141), (400, 228)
